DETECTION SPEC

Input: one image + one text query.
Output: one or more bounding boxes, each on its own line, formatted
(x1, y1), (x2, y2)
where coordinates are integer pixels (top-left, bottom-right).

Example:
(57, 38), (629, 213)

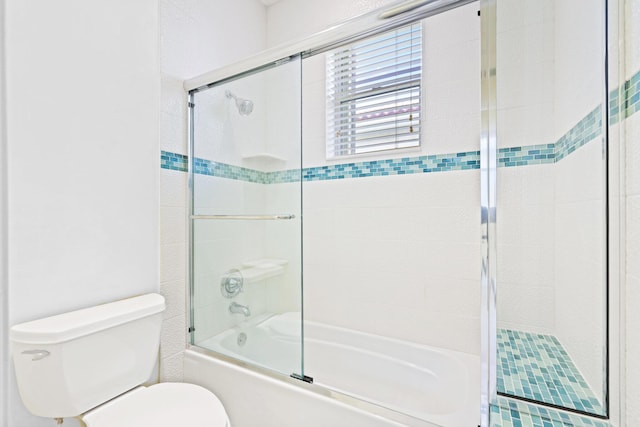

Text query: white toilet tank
(10, 293), (165, 418)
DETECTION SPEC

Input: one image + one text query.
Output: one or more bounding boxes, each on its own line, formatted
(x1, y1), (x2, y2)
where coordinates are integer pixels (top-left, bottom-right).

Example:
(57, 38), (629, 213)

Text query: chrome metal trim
(601, 0), (611, 418)
(187, 92), (196, 345)
(186, 345), (442, 427)
(184, 0), (475, 91)
(607, 0), (623, 424)
(191, 214), (295, 221)
(479, 0), (497, 426)
(302, 0), (475, 58)
(379, 0), (442, 19)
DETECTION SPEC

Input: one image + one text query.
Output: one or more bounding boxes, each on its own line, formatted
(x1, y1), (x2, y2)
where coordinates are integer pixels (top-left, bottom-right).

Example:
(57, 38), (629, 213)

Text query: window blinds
(327, 23), (423, 158)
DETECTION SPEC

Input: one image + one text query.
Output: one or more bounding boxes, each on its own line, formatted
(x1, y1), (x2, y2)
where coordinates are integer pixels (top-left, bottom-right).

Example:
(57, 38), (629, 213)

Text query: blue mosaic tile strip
(160, 150), (188, 172)
(491, 397), (609, 427)
(192, 157), (270, 184)
(498, 144), (555, 168)
(267, 168), (302, 184)
(497, 329), (605, 415)
(623, 69), (640, 119)
(554, 105), (603, 162)
(162, 69), (640, 180)
(299, 150), (481, 182)
(609, 86), (621, 125)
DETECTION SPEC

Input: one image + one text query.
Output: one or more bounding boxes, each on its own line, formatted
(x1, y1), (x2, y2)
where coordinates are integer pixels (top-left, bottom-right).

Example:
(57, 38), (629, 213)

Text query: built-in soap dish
(220, 258), (288, 285)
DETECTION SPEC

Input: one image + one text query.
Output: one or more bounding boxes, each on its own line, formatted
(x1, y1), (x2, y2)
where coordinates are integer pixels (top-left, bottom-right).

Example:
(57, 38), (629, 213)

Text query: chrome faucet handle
(221, 269), (243, 298)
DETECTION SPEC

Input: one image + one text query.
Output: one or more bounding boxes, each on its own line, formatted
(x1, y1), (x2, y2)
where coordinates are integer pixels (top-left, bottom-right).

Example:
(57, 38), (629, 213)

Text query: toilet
(10, 293), (230, 426)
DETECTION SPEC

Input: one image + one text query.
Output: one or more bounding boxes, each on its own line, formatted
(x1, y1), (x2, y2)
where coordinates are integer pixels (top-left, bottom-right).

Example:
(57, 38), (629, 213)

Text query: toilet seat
(82, 383), (230, 427)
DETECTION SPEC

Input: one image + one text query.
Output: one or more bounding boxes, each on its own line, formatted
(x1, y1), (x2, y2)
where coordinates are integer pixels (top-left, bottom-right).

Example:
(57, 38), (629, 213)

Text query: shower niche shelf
(241, 153), (287, 168)
(230, 258), (288, 284)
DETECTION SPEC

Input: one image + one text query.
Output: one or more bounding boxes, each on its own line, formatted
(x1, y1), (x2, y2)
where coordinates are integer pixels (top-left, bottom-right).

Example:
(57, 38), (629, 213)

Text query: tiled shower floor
(493, 329), (608, 426)
(491, 397), (608, 427)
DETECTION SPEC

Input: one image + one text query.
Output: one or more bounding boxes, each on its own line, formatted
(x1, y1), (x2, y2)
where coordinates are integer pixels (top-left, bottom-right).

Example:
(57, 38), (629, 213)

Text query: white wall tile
(161, 169), (187, 208)
(160, 314), (187, 360)
(160, 279), (186, 321)
(160, 243), (186, 284)
(161, 206), (187, 245)
(160, 351), (185, 383)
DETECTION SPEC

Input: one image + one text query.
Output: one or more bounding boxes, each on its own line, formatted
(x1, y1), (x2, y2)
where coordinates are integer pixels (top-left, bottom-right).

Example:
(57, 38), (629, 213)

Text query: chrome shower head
(225, 90), (254, 116)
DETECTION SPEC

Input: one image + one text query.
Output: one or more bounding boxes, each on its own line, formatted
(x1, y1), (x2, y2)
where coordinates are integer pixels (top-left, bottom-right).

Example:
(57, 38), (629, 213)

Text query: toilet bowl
(82, 383), (230, 427)
(10, 293), (230, 426)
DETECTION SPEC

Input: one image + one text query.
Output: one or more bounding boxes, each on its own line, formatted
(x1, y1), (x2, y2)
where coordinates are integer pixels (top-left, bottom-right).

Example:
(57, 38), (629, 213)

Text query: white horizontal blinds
(327, 23), (422, 158)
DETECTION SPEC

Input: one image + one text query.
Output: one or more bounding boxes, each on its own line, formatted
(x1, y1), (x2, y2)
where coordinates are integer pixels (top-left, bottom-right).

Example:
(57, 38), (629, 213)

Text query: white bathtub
(191, 312), (480, 427)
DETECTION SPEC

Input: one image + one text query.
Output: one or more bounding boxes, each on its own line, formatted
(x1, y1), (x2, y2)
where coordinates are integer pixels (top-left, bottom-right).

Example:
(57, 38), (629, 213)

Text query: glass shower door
(189, 56), (303, 379)
(493, 0), (608, 418)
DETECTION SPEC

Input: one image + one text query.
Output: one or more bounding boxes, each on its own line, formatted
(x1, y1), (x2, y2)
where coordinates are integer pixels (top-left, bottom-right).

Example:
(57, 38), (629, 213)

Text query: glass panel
(302, 5), (481, 426)
(190, 56), (303, 378)
(495, 0), (608, 417)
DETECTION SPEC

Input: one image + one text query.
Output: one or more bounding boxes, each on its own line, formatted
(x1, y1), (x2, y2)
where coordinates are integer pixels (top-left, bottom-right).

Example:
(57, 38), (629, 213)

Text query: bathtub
(188, 312), (480, 427)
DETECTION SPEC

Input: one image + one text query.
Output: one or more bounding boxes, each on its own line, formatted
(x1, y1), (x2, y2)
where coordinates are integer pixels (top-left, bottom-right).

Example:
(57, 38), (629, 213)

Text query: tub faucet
(229, 302), (251, 317)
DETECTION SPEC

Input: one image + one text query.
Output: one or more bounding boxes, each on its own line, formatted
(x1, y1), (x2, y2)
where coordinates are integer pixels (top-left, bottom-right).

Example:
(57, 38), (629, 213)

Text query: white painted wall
(158, 0), (267, 381)
(4, 0), (160, 425)
(0, 1), (8, 425)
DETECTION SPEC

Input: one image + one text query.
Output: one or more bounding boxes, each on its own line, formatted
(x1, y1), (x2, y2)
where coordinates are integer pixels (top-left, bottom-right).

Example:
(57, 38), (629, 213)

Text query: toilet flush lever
(22, 350), (50, 361)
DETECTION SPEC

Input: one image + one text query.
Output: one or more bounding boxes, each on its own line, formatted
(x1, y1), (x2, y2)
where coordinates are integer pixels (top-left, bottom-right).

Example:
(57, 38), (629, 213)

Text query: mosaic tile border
(193, 157), (270, 184)
(160, 151), (188, 172)
(161, 106), (602, 182)
(497, 329), (604, 415)
(555, 105), (603, 162)
(299, 150), (480, 182)
(491, 397), (608, 427)
(162, 69), (640, 182)
(622, 69), (640, 120)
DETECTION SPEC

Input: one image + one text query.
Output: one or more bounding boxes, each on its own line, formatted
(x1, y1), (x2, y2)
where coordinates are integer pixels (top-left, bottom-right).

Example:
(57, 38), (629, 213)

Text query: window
(326, 23), (422, 158)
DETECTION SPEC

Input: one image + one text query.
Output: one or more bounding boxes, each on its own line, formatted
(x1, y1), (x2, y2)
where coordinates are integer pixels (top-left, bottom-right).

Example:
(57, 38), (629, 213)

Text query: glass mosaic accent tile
(192, 157), (270, 184)
(609, 87), (620, 125)
(554, 105), (603, 163)
(497, 329), (604, 415)
(267, 168), (302, 184)
(498, 144), (555, 167)
(623, 69), (640, 119)
(300, 150), (481, 182)
(162, 69), (640, 181)
(491, 397), (609, 427)
(161, 150), (188, 172)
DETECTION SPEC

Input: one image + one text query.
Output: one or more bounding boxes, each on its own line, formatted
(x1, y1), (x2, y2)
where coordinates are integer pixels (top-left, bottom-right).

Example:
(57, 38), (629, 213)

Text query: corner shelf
(237, 258), (288, 284)
(242, 153), (287, 163)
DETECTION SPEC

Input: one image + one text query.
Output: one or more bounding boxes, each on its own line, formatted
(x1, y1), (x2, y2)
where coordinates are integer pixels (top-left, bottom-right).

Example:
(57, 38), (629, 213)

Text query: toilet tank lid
(10, 293), (166, 345)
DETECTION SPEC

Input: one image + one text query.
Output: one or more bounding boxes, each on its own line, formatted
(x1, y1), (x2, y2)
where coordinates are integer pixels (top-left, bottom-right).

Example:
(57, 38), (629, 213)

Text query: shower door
(491, 0), (609, 420)
(188, 56), (303, 379)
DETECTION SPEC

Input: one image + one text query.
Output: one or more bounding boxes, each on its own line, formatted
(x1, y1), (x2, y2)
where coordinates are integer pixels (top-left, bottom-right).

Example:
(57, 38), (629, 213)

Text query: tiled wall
(167, 4), (640, 360)
(625, 1), (640, 423)
(158, 0), (267, 382)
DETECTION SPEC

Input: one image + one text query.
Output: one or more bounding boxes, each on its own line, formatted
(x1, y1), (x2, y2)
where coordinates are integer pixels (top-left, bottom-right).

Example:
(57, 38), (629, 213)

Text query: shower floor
(497, 329), (605, 416)
(490, 396), (608, 427)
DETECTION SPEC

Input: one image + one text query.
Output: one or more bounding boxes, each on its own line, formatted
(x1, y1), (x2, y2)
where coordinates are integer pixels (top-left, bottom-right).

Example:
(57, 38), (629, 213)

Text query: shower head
(225, 90), (254, 116)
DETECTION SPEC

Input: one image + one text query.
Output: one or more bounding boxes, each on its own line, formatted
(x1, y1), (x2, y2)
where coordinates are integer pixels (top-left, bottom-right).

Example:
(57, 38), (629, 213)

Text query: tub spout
(229, 302), (251, 317)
